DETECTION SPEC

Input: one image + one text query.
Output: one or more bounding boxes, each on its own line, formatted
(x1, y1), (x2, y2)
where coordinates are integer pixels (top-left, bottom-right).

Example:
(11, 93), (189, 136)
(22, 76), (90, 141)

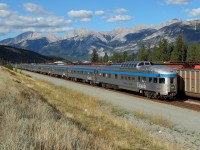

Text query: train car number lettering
(137, 82), (146, 89)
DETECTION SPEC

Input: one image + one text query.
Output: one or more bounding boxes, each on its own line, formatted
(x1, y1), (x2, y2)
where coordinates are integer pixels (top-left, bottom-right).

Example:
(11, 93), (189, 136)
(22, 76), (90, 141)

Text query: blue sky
(0, 0), (200, 40)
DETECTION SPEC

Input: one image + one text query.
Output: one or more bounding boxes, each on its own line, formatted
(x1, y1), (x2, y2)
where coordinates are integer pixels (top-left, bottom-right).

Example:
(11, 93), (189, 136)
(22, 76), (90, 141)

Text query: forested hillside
(0, 45), (61, 64)
(91, 35), (200, 63)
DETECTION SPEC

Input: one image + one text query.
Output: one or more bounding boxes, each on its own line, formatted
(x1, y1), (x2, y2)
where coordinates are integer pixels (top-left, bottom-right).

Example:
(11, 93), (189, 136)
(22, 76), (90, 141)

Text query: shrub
(4, 64), (13, 70)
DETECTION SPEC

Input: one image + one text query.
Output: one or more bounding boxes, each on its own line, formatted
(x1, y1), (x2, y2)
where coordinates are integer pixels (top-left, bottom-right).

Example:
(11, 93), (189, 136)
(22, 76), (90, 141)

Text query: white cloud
(187, 8), (200, 17)
(0, 10), (13, 17)
(0, 3), (8, 10)
(114, 8), (127, 13)
(23, 3), (51, 15)
(166, 0), (190, 5)
(67, 10), (93, 18)
(0, 3), (73, 35)
(95, 10), (105, 15)
(107, 15), (132, 22)
(80, 18), (91, 22)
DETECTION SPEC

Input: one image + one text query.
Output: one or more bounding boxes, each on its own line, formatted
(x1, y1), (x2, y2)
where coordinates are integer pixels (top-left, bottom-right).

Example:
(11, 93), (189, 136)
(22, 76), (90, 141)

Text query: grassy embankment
(0, 67), (181, 149)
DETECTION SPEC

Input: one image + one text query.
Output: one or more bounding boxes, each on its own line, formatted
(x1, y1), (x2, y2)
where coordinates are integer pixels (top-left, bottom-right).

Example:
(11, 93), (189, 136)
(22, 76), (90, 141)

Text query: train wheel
(102, 83), (106, 88)
(89, 81), (94, 86)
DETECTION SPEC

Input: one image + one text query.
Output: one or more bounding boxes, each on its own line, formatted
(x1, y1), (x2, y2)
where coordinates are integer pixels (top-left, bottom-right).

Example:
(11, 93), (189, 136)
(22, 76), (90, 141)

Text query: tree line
(91, 35), (200, 63)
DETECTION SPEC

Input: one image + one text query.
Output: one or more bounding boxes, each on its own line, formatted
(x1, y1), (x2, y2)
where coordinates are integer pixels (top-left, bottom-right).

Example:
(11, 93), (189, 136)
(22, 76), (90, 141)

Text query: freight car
(17, 61), (177, 100)
(177, 69), (200, 98)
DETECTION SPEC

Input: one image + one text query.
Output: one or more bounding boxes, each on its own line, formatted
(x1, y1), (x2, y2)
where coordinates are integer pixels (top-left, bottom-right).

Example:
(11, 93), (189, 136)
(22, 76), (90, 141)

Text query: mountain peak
(16, 31), (40, 40)
(0, 19), (200, 60)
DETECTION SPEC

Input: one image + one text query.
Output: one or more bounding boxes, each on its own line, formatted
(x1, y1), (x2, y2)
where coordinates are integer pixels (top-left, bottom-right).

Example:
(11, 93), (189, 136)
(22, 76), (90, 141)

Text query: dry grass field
(0, 67), (181, 150)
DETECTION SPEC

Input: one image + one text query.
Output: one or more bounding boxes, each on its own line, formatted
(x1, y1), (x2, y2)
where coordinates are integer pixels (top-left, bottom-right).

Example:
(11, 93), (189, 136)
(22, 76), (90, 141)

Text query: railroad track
(108, 88), (200, 112)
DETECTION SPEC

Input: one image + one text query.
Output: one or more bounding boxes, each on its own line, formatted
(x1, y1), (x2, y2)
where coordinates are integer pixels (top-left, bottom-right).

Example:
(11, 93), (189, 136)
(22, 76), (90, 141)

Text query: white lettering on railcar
(137, 82), (146, 89)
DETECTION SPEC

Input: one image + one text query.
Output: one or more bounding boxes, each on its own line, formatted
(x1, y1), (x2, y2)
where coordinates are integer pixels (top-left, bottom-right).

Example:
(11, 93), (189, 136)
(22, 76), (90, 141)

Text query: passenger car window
(125, 76), (127, 80)
(138, 62), (144, 66)
(159, 78), (165, 84)
(153, 78), (157, 83)
(141, 77), (146, 82)
(170, 78), (174, 84)
(149, 77), (152, 83)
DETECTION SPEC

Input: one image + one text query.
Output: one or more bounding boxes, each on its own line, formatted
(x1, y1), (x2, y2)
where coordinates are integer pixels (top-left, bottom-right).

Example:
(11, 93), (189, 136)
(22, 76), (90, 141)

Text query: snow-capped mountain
(1, 19), (200, 60)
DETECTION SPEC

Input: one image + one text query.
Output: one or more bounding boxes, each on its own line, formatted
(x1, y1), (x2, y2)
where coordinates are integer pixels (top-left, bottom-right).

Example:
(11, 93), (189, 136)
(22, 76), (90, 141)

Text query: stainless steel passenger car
(16, 61), (178, 99)
(96, 62), (177, 99)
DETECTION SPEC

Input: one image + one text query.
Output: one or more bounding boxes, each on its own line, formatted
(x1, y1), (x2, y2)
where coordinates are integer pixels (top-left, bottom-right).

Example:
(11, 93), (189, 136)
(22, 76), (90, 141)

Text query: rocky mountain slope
(1, 19), (200, 60)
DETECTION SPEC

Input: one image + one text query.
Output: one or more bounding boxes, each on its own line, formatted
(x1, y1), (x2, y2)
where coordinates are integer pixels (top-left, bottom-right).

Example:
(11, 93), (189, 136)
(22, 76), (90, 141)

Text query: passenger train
(17, 61), (178, 100)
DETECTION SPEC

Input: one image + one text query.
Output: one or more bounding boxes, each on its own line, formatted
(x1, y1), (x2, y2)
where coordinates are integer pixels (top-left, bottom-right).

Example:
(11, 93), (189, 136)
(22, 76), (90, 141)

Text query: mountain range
(1, 19), (200, 60)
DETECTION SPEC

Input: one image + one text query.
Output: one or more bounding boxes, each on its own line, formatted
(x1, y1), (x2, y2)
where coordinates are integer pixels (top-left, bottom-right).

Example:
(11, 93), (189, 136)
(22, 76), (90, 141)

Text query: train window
(131, 64), (134, 68)
(99, 73), (102, 76)
(107, 74), (111, 78)
(149, 77), (152, 83)
(128, 76), (131, 80)
(121, 76), (124, 80)
(170, 78), (174, 84)
(145, 62), (150, 65)
(141, 77), (146, 82)
(125, 76), (127, 80)
(132, 77), (135, 81)
(153, 78), (157, 83)
(115, 74), (118, 79)
(138, 76), (141, 82)
(138, 62), (144, 66)
(159, 78), (165, 84)
(103, 73), (105, 77)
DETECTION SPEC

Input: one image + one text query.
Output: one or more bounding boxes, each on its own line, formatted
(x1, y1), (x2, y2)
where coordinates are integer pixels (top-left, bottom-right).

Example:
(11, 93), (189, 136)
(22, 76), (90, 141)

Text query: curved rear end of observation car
(146, 65), (177, 99)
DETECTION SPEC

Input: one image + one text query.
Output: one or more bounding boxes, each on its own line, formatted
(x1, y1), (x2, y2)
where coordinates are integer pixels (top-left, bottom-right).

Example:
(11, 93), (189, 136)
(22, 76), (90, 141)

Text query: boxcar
(177, 69), (200, 98)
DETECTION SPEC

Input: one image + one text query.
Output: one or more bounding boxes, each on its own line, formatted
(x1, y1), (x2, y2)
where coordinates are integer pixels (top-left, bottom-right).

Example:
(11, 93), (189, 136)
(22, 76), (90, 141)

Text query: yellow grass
(0, 67), (182, 150)
(133, 111), (172, 128)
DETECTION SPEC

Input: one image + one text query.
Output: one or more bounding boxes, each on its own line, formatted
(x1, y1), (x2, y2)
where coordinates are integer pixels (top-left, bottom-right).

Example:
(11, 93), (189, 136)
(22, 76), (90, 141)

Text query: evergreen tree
(130, 52), (135, 61)
(160, 39), (170, 61)
(103, 52), (109, 63)
(137, 44), (146, 61)
(187, 44), (200, 61)
(143, 43), (151, 61)
(91, 49), (99, 63)
(122, 51), (128, 62)
(171, 35), (187, 61)
(111, 52), (120, 63)
(152, 46), (161, 62)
